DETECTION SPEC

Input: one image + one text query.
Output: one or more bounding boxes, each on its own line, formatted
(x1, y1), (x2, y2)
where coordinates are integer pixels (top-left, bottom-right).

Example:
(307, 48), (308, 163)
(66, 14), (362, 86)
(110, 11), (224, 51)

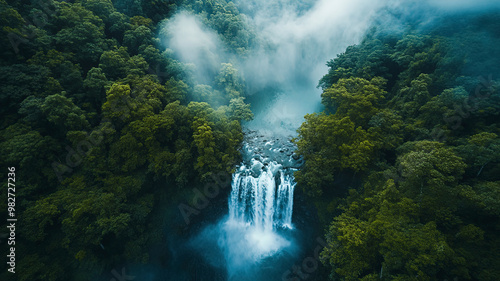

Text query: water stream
(213, 131), (304, 279)
(161, 0), (385, 278)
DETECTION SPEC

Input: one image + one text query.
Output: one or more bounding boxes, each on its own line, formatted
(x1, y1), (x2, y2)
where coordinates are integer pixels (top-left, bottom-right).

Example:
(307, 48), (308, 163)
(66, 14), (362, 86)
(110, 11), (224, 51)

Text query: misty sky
(161, 0), (500, 135)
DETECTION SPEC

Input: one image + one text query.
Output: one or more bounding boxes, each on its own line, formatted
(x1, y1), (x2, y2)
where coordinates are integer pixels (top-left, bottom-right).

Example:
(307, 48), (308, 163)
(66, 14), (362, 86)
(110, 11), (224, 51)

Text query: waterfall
(189, 131), (304, 279)
(228, 160), (296, 232)
(215, 131), (304, 277)
(276, 171), (295, 229)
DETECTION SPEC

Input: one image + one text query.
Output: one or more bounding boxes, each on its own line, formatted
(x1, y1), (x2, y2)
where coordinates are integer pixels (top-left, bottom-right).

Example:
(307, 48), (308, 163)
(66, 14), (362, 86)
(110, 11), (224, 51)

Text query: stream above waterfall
(187, 130), (305, 280)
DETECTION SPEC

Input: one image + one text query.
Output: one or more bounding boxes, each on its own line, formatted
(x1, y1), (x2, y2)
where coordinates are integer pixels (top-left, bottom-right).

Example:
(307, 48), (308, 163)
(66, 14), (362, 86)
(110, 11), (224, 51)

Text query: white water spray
(164, 0), (393, 279)
(218, 133), (301, 277)
(229, 161), (295, 231)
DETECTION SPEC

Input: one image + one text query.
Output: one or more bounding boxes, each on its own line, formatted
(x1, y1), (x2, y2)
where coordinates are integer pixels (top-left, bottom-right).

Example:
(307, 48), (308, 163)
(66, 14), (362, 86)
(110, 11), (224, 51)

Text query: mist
(160, 0), (500, 136)
(158, 2), (393, 279)
(161, 0), (393, 135)
(425, 0), (500, 11)
(239, 0), (393, 135)
(161, 12), (225, 84)
(155, 1), (500, 280)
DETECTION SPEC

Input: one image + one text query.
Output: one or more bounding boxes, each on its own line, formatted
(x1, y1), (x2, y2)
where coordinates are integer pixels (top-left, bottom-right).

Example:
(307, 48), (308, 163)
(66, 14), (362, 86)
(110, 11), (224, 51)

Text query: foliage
(297, 23), (500, 280)
(0, 0), (252, 280)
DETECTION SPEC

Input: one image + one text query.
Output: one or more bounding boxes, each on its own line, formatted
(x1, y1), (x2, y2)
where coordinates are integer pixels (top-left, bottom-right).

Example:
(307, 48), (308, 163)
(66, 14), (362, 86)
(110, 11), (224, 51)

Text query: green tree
(321, 179), (458, 281)
(227, 97), (253, 121)
(322, 77), (386, 126)
(41, 93), (90, 133)
(215, 62), (245, 100)
(396, 141), (467, 224)
(53, 2), (108, 65)
(83, 67), (109, 108)
(0, 0), (27, 60)
(99, 46), (131, 79)
(81, 0), (116, 23)
(367, 109), (404, 150)
(0, 64), (52, 117)
(318, 38), (395, 90)
(108, 11), (132, 41)
(295, 114), (375, 196)
(28, 49), (84, 95)
(455, 132), (500, 178)
(123, 25), (153, 54)
(391, 73), (432, 117)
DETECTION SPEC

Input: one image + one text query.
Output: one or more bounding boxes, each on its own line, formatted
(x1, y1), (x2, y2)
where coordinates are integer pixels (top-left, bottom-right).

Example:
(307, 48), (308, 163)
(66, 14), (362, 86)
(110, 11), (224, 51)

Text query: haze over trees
(0, 0), (499, 280)
(0, 0), (252, 280)
(296, 13), (500, 280)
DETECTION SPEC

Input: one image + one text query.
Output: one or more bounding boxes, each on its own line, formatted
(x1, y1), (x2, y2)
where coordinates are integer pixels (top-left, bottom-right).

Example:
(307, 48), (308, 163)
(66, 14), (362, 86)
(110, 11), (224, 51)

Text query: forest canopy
(0, 0), (253, 280)
(295, 11), (500, 281)
(0, 0), (499, 280)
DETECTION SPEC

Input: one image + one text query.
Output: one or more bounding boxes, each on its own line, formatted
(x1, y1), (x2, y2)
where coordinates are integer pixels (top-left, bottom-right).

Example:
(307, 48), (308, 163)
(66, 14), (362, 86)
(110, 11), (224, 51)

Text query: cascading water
(171, 0), (385, 277)
(229, 160), (295, 231)
(215, 131), (304, 278)
(276, 171), (295, 229)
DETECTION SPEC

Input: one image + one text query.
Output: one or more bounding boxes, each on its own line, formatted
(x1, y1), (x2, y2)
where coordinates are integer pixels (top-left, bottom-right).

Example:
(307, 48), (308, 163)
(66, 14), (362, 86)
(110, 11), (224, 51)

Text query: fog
(161, 12), (224, 84)
(155, 1), (500, 279)
(159, 1), (394, 279)
(161, 0), (394, 135)
(160, 0), (500, 136)
(239, 0), (391, 135)
(425, 0), (500, 11)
